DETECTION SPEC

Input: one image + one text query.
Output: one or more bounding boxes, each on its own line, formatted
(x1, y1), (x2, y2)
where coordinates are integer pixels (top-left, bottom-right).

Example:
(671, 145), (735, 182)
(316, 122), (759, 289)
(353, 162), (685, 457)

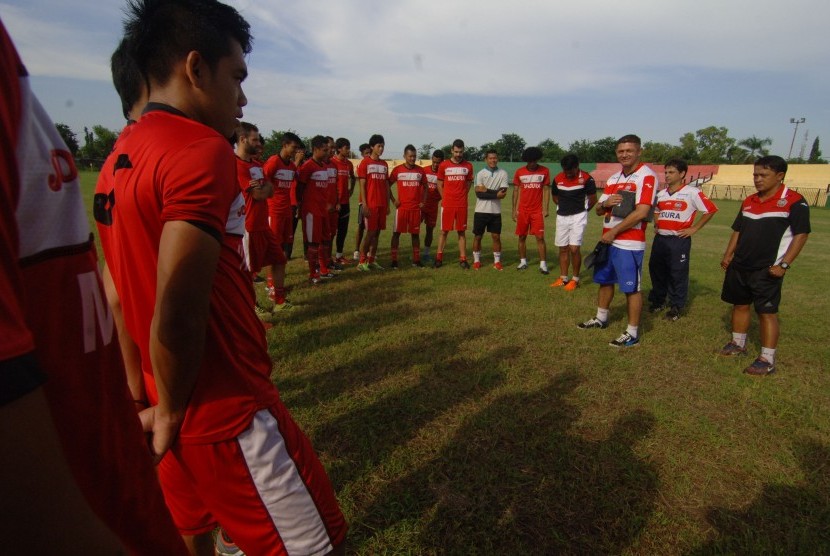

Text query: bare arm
(512, 185), (520, 221)
(102, 264), (145, 406)
(249, 179), (272, 201)
(144, 221), (220, 464)
(360, 177), (370, 217)
(769, 233), (809, 278)
(721, 230), (740, 270)
(586, 193), (598, 211)
(676, 212), (715, 238)
(543, 185), (551, 217)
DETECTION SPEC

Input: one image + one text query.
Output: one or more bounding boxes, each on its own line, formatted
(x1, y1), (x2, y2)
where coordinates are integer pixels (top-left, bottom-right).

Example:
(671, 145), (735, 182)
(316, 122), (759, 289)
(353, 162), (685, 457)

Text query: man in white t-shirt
(472, 149), (509, 270)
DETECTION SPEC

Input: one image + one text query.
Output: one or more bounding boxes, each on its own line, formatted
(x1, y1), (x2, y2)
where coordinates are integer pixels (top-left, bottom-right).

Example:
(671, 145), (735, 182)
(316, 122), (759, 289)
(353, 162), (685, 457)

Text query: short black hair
(404, 144), (416, 154)
(111, 37), (144, 121)
(616, 134), (642, 147)
(452, 139), (465, 150)
(369, 134), (385, 147)
(123, 0), (252, 87)
(359, 143), (370, 154)
(236, 121), (258, 142)
(560, 153), (580, 171)
(485, 148), (498, 157)
(310, 135), (328, 150)
(282, 131), (302, 147)
(755, 155), (787, 175)
(335, 137), (350, 150)
(522, 147), (543, 163)
(664, 158), (688, 175)
(432, 149), (445, 160)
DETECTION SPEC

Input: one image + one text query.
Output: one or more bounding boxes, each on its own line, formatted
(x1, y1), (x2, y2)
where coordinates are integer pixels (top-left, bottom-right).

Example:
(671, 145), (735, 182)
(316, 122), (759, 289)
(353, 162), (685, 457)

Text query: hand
(474, 184), (486, 192)
(249, 178), (262, 189)
(394, 199), (401, 208)
(544, 209), (549, 218)
(364, 206), (372, 218)
(601, 230), (616, 243)
(602, 194), (622, 208)
(496, 190), (506, 199)
(512, 211), (518, 222)
(768, 265), (787, 278)
(720, 255), (732, 271)
(676, 228), (694, 238)
(138, 405), (183, 465)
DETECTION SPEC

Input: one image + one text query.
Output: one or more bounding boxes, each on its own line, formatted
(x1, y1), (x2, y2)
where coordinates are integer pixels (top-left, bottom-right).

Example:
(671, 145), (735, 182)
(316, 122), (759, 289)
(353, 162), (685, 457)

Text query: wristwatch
(779, 261), (790, 270)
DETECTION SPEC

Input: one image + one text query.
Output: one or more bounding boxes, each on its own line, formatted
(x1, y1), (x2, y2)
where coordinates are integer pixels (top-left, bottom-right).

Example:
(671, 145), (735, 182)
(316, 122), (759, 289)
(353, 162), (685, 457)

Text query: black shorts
(473, 212), (502, 236)
(721, 266), (783, 314)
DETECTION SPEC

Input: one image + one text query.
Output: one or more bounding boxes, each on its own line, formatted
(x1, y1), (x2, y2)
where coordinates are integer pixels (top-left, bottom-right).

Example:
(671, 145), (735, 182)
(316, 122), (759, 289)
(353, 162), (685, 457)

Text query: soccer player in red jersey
(290, 142), (308, 259)
(332, 137), (356, 264)
(0, 18), (187, 554)
(106, 2), (347, 553)
(389, 144), (428, 268)
(264, 131), (302, 266)
(235, 122), (291, 311)
(323, 136), (340, 273)
(357, 134), (391, 271)
(353, 142), (371, 261)
(435, 139), (474, 269)
(421, 149), (444, 265)
(298, 135), (337, 282)
(512, 147), (551, 274)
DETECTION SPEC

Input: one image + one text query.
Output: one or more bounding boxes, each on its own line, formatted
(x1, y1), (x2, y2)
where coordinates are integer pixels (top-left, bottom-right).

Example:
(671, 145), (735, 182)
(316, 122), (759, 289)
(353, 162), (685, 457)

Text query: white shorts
(555, 212), (589, 247)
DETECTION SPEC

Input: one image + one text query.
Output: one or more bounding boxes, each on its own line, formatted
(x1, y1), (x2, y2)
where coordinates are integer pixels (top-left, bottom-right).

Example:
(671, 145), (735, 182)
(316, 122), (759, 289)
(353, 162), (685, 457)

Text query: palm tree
(738, 136), (772, 158)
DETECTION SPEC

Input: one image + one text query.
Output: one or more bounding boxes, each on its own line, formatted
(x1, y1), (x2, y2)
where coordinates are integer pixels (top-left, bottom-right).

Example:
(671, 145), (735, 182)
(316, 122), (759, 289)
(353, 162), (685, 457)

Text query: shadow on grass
(688, 437), (830, 555)
(353, 371), (660, 553)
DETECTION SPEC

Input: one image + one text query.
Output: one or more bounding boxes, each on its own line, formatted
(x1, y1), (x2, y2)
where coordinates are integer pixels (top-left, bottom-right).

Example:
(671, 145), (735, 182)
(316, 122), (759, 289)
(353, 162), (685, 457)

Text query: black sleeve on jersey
(789, 198), (812, 235)
(0, 352), (47, 406)
(185, 220), (223, 243)
(585, 177), (597, 195)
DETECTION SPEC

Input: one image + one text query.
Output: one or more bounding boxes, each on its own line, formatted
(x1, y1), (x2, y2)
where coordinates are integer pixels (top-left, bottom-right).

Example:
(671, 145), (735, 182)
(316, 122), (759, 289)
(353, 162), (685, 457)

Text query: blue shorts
(592, 245), (644, 294)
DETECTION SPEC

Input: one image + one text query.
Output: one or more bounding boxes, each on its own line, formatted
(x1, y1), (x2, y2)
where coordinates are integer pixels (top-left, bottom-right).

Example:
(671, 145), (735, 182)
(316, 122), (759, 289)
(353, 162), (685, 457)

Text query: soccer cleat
(273, 300), (293, 312)
(353, 251), (360, 262)
(319, 272), (335, 279)
(718, 341), (747, 356)
(356, 262), (370, 272)
(433, 259), (443, 268)
(493, 261), (504, 271)
(368, 261), (384, 270)
(577, 317), (608, 330)
(412, 260), (425, 268)
(254, 304), (270, 320)
(214, 528), (243, 556)
(252, 275), (265, 283)
(473, 261), (481, 270)
(648, 304), (665, 314)
(664, 307), (681, 321)
(550, 277), (568, 287)
(540, 267), (550, 275)
(336, 257), (351, 265)
(459, 260), (470, 270)
(563, 280), (579, 291)
(331, 262), (344, 272)
(309, 275), (322, 285)
(743, 357), (775, 376)
(517, 262), (528, 271)
(609, 332), (640, 348)
(421, 253), (432, 264)
(390, 260), (399, 269)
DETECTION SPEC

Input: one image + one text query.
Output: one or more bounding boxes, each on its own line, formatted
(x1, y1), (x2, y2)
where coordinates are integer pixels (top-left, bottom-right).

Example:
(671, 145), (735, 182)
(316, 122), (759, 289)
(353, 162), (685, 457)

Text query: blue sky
(3, 0), (829, 159)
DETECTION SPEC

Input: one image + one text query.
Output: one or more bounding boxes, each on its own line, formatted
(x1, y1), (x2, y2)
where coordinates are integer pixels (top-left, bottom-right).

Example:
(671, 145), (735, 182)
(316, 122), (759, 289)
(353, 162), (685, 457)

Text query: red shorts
(516, 210), (545, 238)
(422, 204), (438, 228)
(440, 205), (468, 232)
(269, 212), (294, 245)
(157, 406), (347, 554)
(394, 207), (422, 234)
(326, 210), (339, 242)
(302, 210), (330, 244)
(363, 205), (387, 231)
(244, 229), (286, 272)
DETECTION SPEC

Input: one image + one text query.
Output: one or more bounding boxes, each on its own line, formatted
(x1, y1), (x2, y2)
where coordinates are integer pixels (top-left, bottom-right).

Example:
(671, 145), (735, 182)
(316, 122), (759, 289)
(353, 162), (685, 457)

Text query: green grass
(82, 170), (830, 554)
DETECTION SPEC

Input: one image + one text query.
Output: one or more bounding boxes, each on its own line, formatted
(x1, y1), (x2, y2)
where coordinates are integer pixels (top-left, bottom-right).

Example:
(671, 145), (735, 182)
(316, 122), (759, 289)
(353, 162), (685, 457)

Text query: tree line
(55, 123), (826, 170)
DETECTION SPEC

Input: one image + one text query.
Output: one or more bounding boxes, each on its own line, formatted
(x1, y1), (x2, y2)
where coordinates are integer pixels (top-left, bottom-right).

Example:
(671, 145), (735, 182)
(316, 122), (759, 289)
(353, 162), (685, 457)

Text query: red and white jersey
(331, 156), (354, 205)
(390, 163), (427, 210)
(423, 165), (441, 208)
(513, 165), (550, 213)
(0, 21), (187, 553)
(326, 160), (338, 206)
(107, 106), (279, 444)
(263, 154), (295, 216)
(237, 157), (270, 232)
(654, 185), (718, 236)
(357, 157), (389, 208)
(598, 163), (658, 250)
(437, 159), (473, 208)
(297, 158), (332, 214)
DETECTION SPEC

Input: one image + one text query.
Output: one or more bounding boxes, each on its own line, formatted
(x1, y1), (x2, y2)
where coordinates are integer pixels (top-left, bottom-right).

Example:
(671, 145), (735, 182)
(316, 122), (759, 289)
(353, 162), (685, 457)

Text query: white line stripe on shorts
(237, 410), (332, 556)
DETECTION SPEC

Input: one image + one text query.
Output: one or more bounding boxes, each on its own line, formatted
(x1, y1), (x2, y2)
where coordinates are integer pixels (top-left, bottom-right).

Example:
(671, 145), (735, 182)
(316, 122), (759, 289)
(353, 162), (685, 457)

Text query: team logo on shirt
(777, 199), (787, 207)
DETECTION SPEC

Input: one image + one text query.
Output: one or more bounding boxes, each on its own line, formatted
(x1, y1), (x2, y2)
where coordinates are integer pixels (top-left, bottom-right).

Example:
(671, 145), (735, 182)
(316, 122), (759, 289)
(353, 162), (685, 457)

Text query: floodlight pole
(788, 117), (805, 159)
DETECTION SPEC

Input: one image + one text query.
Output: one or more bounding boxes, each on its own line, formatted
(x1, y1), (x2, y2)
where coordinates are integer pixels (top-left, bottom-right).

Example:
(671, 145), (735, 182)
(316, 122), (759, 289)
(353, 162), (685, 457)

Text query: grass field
(80, 171), (830, 554)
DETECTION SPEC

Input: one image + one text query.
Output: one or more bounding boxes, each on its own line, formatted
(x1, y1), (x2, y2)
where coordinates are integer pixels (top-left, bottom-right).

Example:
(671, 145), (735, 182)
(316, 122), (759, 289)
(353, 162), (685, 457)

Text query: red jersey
(654, 185), (718, 236)
(263, 154), (295, 216)
(326, 161), (338, 206)
(423, 165), (441, 208)
(513, 165), (551, 213)
(297, 158), (332, 214)
(237, 156), (268, 232)
(390, 163), (427, 209)
(599, 163), (658, 250)
(437, 159), (473, 208)
(357, 157), (389, 208)
(107, 106), (279, 444)
(331, 156), (354, 205)
(1, 21), (186, 553)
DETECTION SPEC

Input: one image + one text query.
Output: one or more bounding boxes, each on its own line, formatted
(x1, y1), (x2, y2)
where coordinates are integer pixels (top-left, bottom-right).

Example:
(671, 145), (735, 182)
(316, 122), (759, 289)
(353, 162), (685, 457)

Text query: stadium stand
(703, 164), (830, 206)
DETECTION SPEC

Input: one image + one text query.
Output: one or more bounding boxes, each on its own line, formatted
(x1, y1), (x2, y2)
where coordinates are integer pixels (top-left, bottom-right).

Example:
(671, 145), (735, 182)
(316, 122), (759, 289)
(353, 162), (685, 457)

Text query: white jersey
(474, 167), (509, 215)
